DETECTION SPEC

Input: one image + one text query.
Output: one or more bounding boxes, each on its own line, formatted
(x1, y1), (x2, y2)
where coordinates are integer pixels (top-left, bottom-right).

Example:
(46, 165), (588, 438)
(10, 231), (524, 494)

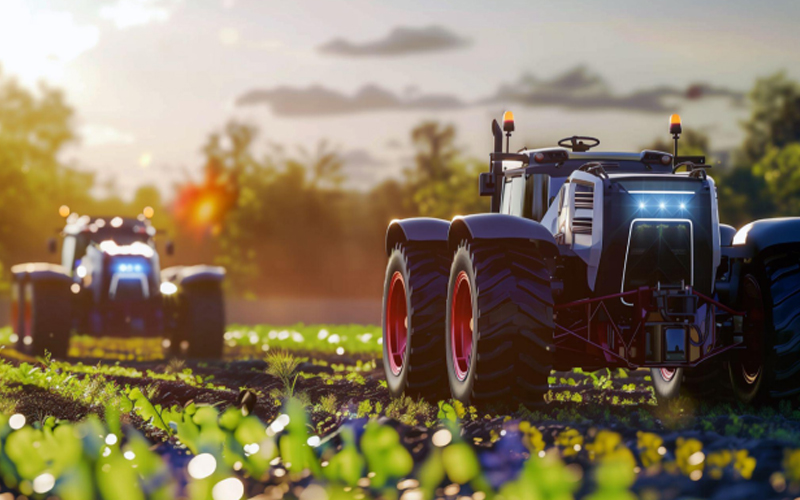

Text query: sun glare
(0, 1), (99, 85)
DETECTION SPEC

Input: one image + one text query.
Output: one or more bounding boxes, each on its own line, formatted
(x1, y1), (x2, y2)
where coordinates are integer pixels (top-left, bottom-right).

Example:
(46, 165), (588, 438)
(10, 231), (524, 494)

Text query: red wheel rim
(386, 271), (408, 376)
(659, 368), (676, 382)
(451, 271), (474, 381)
(739, 275), (764, 385)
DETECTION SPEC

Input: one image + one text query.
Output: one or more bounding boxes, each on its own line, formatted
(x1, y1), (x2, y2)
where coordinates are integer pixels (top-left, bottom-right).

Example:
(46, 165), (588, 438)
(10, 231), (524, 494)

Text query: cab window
(502, 176), (526, 216)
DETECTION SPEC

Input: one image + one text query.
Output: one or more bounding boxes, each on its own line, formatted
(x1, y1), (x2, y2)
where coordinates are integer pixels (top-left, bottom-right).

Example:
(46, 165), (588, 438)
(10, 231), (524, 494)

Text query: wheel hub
(386, 272), (408, 376)
(451, 271), (474, 381)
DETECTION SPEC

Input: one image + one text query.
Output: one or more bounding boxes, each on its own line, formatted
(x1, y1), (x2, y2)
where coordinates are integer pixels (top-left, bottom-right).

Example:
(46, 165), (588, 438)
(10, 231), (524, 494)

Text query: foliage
(741, 72), (800, 164)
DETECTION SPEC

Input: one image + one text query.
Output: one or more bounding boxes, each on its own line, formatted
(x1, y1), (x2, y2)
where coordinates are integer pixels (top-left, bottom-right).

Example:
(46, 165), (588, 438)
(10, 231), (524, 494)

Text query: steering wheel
(558, 136), (600, 152)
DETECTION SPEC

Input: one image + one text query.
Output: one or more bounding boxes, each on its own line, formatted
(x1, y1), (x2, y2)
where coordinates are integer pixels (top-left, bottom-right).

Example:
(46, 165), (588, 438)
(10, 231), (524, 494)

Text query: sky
(2, 0), (800, 197)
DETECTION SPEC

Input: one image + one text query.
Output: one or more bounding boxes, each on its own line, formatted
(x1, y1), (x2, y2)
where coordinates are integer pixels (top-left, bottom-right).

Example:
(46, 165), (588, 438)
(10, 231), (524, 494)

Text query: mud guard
(448, 214), (559, 257)
(732, 217), (800, 256)
(11, 263), (72, 283)
(385, 218), (449, 256)
(720, 224), (736, 247)
(161, 265), (226, 287)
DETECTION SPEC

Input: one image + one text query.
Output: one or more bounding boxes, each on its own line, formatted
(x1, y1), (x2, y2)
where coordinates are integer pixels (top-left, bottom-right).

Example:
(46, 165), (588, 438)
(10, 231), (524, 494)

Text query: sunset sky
(3, 0), (800, 196)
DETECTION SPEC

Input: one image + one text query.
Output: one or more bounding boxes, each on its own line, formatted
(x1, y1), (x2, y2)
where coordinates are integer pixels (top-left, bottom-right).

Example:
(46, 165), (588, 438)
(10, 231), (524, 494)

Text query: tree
(406, 121), (485, 219)
(0, 68), (83, 278)
(741, 72), (800, 164)
(752, 143), (800, 216)
(717, 72), (800, 225)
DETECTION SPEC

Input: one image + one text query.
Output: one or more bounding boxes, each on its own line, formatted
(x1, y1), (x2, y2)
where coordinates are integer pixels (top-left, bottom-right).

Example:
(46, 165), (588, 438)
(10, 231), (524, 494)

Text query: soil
(2, 349), (799, 499)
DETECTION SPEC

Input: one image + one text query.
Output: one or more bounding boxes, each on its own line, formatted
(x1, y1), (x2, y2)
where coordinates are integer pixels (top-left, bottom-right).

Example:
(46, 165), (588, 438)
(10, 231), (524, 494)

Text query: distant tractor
(382, 112), (800, 408)
(10, 210), (226, 359)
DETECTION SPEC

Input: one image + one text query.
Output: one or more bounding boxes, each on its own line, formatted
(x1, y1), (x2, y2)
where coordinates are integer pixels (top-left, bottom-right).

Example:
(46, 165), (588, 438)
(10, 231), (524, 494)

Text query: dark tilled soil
(4, 350), (800, 499)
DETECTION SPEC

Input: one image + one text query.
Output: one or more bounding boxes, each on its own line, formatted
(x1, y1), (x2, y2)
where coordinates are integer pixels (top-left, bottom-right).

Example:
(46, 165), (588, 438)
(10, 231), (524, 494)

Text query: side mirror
(47, 238), (57, 254)
(165, 241), (175, 256)
(479, 173), (495, 197)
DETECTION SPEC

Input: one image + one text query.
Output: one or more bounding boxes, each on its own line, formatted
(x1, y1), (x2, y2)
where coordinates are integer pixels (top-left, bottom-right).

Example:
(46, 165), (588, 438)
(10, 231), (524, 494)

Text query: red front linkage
(551, 286), (745, 370)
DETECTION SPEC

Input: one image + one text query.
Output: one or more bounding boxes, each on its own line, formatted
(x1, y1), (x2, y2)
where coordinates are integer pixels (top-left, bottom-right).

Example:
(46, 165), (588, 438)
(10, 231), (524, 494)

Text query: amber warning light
(670, 114), (682, 136)
(503, 111), (515, 132)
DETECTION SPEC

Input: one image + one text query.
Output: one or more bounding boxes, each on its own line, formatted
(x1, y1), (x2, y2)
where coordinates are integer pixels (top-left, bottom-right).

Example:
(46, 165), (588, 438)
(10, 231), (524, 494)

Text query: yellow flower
(586, 430), (623, 461)
(733, 450), (756, 480)
(555, 428), (583, 457)
(518, 421), (545, 454)
(636, 431), (664, 468)
(675, 437), (704, 476)
(585, 430), (636, 471)
(706, 450), (733, 480)
(784, 449), (800, 484)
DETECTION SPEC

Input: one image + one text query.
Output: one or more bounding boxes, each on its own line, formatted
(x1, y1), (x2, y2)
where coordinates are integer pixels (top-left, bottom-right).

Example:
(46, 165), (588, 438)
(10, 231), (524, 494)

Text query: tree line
(1, 69), (799, 297)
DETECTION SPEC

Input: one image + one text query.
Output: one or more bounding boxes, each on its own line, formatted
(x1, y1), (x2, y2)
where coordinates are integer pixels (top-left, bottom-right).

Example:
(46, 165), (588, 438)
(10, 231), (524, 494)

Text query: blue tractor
(10, 211), (226, 359)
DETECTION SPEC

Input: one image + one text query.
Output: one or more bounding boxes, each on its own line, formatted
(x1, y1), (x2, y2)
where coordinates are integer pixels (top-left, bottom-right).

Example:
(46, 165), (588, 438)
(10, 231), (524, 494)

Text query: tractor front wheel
(382, 241), (449, 401)
(171, 282), (225, 359)
(446, 240), (554, 410)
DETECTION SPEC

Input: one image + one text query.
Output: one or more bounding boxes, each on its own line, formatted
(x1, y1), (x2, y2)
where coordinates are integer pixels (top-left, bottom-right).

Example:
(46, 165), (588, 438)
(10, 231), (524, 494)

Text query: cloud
(80, 124), (135, 147)
(318, 25), (470, 57)
(99, 0), (181, 29)
(489, 66), (744, 113)
(237, 66), (744, 117)
(235, 84), (464, 116)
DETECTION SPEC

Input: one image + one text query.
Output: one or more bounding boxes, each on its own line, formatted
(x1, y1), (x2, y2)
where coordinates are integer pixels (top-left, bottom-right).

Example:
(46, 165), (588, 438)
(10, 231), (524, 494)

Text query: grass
(0, 324), (383, 360)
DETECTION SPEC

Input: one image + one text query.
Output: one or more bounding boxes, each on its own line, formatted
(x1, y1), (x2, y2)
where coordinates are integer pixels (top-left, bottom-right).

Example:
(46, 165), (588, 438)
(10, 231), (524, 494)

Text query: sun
(0, 2), (99, 85)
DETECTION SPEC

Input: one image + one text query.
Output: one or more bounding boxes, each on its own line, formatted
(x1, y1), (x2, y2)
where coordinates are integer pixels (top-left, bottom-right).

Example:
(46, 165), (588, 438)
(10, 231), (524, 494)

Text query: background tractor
(10, 209), (226, 359)
(383, 112), (800, 409)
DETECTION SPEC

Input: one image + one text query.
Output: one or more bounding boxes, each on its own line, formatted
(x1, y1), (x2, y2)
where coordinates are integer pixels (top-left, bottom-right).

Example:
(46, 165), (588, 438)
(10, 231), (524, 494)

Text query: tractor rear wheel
(171, 282), (225, 359)
(21, 280), (72, 359)
(728, 248), (800, 403)
(382, 241), (450, 401)
(446, 240), (554, 410)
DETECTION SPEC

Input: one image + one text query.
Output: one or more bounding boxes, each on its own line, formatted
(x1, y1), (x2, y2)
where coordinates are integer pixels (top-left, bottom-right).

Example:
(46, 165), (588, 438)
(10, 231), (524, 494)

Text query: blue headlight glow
(113, 259), (150, 274)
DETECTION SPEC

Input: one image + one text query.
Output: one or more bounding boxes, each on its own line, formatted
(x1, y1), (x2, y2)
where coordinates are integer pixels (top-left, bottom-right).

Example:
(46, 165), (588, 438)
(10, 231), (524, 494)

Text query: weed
(266, 350), (302, 400)
(317, 394), (338, 414)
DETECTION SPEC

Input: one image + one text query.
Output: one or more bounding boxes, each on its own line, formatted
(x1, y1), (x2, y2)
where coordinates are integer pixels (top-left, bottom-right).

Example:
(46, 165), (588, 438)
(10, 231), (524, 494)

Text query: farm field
(0, 325), (799, 499)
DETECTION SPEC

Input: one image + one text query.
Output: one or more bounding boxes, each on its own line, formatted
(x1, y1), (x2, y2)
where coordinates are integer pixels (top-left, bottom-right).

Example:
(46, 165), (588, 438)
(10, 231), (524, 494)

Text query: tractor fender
(10, 263), (72, 284)
(448, 214), (559, 257)
(734, 217), (800, 256)
(720, 224), (737, 247)
(385, 217), (449, 256)
(162, 265), (226, 287)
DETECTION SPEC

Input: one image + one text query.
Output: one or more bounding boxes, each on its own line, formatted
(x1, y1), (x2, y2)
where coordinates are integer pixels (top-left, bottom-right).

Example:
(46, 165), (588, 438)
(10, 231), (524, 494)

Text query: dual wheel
(383, 240), (554, 409)
(651, 248), (800, 405)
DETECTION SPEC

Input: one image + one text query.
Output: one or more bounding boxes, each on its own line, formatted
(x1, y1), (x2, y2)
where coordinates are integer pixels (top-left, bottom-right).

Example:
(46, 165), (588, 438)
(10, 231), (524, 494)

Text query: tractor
(10, 210), (226, 359)
(382, 112), (800, 408)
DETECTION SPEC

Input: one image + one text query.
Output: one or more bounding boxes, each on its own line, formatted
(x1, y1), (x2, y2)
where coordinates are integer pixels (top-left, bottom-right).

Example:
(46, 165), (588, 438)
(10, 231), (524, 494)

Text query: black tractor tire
(21, 280), (72, 359)
(10, 279), (25, 340)
(650, 364), (730, 404)
(171, 282), (225, 359)
(650, 367), (683, 402)
(651, 305), (732, 404)
(382, 241), (450, 401)
(445, 240), (554, 411)
(728, 248), (800, 404)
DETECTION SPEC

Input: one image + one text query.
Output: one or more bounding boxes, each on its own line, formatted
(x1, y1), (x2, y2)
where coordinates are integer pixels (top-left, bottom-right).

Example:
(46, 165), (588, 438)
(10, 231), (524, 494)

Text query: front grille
(622, 220), (693, 292)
